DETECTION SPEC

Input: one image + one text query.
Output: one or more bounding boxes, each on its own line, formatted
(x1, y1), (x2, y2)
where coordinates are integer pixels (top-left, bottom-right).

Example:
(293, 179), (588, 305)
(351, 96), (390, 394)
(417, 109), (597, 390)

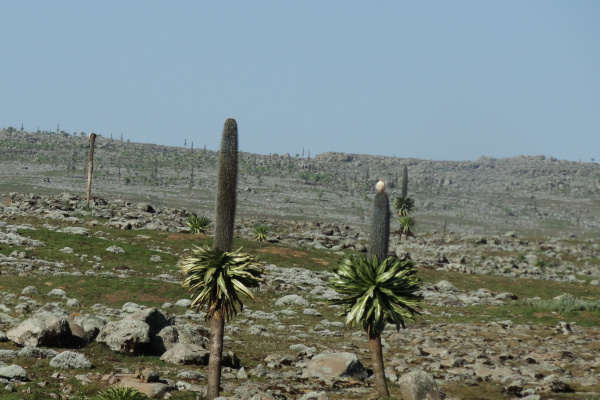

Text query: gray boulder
(152, 325), (208, 354)
(0, 364), (29, 381)
(303, 352), (368, 380)
(299, 392), (330, 400)
(47, 288), (67, 298)
(6, 312), (73, 347)
(127, 307), (172, 337)
(117, 378), (173, 399)
(49, 351), (93, 369)
(21, 286), (40, 295)
(275, 294), (309, 307)
(160, 343), (209, 365)
(174, 299), (192, 308)
(397, 370), (443, 400)
(17, 346), (58, 359)
(0, 313), (18, 326)
(222, 351), (241, 369)
(0, 349), (17, 362)
(72, 313), (108, 341)
(96, 319), (151, 355)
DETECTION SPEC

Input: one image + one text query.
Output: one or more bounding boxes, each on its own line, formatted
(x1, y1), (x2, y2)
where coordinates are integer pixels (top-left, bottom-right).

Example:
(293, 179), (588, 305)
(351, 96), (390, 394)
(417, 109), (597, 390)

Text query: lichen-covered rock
(127, 307), (172, 337)
(7, 312), (73, 347)
(0, 364), (29, 381)
(303, 352), (368, 380)
(17, 346), (58, 359)
(49, 351), (93, 369)
(275, 294), (309, 307)
(21, 286), (40, 295)
(160, 343), (209, 365)
(96, 319), (151, 355)
(397, 370), (443, 400)
(152, 325), (208, 354)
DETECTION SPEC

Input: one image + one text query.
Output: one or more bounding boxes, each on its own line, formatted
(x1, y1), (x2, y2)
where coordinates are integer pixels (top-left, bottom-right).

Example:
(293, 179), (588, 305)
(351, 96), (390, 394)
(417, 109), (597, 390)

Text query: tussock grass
(523, 293), (600, 312)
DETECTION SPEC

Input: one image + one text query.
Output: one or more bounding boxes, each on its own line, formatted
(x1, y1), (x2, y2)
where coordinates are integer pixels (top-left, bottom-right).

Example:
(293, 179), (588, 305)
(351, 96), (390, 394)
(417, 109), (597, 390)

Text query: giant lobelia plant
(329, 180), (422, 398)
(179, 119), (264, 399)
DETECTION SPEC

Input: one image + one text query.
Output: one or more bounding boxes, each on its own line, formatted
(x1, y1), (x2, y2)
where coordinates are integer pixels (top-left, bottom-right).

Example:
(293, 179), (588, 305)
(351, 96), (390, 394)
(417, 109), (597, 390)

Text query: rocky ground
(0, 129), (599, 399)
(0, 193), (599, 399)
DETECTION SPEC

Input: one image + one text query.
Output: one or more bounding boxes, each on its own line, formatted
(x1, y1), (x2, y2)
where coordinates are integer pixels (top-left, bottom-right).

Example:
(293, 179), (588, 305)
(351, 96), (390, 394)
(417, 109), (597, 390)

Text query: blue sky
(2, 1), (599, 161)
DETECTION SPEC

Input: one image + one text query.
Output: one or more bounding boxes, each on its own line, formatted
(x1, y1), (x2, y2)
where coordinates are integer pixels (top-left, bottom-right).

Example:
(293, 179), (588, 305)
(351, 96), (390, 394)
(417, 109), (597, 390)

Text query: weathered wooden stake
(86, 133), (97, 208)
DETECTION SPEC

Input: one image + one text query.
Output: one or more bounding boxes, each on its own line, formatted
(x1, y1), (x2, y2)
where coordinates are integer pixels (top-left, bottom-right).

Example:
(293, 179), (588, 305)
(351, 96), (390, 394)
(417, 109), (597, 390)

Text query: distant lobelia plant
(86, 132), (97, 208)
(393, 166), (416, 240)
(186, 215), (212, 234)
(252, 223), (271, 242)
(393, 196), (415, 217)
(399, 215), (416, 239)
(179, 119), (265, 400)
(329, 180), (423, 398)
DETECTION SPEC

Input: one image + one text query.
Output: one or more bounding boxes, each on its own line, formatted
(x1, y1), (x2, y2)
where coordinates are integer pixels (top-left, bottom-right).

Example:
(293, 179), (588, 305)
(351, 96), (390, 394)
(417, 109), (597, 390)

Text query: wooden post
(86, 133), (97, 208)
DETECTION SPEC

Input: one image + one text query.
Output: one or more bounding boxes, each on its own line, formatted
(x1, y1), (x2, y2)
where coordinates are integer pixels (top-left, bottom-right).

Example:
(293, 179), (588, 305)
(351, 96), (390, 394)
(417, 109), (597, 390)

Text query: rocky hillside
(1, 128), (599, 239)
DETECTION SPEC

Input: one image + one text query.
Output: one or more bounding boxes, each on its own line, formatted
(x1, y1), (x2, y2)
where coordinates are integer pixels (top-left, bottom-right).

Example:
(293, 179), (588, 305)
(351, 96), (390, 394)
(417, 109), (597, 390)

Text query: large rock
(72, 313), (108, 341)
(96, 319), (151, 355)
(127, 307), (172, 337)
(6, 312), (74, 347)
(17, 346), (58, 359)
(222, 351), (242, 369)
(118, 378), (173, 399)
(0, 349), (17, 362)
(160, 343), (209, 365)
(49, 351), (93, 369)
(0, 364), (29, 381)
(303, 352), (368, 380)
(152, 325), (208, 354)
(397, 370), (443, 400)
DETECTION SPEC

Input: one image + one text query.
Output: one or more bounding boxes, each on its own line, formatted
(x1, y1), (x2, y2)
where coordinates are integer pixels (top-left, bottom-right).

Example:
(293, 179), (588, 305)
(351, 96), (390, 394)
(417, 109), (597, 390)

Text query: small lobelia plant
(96, 386), (147, 400)
(187, 214), (212, 234)
(399, 215), (416, 239)
(252, 223), (271, 242)
(393, 196), (415, 217)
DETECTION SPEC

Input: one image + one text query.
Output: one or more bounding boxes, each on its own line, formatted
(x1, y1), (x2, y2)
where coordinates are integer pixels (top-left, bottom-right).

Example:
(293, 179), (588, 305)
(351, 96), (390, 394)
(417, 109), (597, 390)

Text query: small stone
(105, 246), (125, 254)
(21, 286), (40, 295)
(175, 299), (192, 308)
(66, 298), (80, 307)
(48, 288), (67, 298)
(0, 364), (29, 381)
(176, 370), (206, 380)
(303, 308), (322, 317)
(237, 367), (248, 379)
(251, 363), (268, 377)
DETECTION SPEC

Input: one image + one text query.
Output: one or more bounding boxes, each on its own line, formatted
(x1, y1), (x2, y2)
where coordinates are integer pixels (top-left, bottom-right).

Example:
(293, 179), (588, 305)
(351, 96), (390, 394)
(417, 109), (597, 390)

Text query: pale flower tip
(376, 180), (385, 193)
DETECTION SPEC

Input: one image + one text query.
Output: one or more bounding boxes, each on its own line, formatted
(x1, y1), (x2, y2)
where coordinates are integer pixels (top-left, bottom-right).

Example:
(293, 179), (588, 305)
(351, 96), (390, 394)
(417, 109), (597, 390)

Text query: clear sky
(2, 1), (599, 161)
